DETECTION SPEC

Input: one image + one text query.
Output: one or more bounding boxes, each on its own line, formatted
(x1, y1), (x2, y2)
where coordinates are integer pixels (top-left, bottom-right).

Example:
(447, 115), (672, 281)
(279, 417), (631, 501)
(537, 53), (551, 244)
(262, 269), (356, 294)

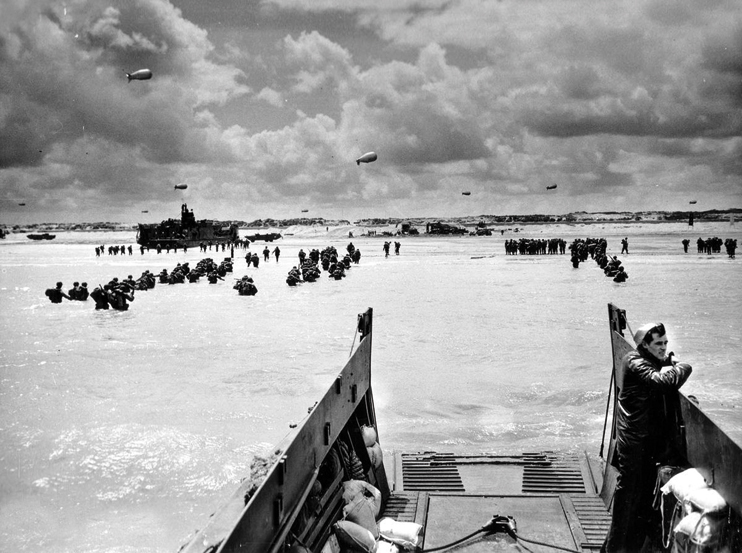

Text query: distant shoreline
(1, 209), (739, 233)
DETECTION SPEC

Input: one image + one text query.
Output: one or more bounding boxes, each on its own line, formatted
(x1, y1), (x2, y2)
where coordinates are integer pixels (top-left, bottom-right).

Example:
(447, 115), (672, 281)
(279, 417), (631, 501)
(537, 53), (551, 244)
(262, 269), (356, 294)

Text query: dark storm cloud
(589, 169), (634, 191)
(562, 25), (656, 78)
(0, 0), (247, 170)
(701, 24), (742, 109)
(520, 20), (742, 142)
(73, 0), (209, 78)
(703, 26), (742, 75)
(521, 107), (722, 140)
(558, 65), (607, 101)
(332, 42), (490, 167)
(0, 97), (54, 168)
(644, 0), (695, 26)
(718, 140), (742, 177)
(2, 0), (740, 221)
(648, 137), (742, 178)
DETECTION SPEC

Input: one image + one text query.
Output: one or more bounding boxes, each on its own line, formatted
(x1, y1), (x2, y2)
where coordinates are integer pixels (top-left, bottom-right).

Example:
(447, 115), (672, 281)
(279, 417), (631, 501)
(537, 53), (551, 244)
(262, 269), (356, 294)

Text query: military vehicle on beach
(243, 231), (283, 242)
(426, 221), (468, 235)
(136, 204), (238, 249)
(180, 305), (741, 553)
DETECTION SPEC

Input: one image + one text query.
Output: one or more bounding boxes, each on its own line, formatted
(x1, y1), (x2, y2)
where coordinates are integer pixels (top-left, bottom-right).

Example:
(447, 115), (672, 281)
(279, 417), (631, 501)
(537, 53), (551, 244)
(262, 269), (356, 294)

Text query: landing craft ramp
(180, 305), (741, 553)
(181, 309), (610, 553)
(384, 451), (610, 551)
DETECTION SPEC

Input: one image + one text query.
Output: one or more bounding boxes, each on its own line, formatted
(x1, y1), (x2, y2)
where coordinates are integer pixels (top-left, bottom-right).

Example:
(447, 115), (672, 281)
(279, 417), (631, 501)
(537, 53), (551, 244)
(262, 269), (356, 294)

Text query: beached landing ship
(137, 204), (238, 249)
(180, 305), (741, 553)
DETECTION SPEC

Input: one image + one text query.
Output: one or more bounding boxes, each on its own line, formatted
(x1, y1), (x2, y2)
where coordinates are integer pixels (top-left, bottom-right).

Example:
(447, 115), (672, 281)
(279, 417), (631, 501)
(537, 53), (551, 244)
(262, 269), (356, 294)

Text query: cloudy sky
(1, 0), (740, 223)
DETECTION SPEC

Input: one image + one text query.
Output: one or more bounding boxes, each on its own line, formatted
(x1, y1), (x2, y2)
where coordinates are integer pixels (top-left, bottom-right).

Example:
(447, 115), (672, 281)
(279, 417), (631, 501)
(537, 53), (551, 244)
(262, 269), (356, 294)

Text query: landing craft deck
(180, 306), (741, 553)
(383, 451), (610, 551)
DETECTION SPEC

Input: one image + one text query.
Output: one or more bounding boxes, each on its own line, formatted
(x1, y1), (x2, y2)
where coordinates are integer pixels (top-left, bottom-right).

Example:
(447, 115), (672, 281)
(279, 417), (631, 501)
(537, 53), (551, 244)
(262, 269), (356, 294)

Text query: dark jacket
(615, 348), (692, 464)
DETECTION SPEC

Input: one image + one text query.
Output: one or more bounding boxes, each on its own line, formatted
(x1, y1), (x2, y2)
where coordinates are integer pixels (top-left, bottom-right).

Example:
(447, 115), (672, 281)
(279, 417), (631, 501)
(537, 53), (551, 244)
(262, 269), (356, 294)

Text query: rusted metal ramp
(382, 451), (610, 552)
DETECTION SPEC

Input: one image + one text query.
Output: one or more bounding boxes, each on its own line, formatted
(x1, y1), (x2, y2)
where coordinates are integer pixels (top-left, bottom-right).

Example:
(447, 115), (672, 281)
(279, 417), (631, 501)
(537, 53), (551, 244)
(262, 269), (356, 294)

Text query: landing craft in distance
(126, 69), (152, 82)
(689, 200), (697, 204)
(141, 210), (149, 213)
(356, 152), (377, 165)
(462, 192), (471, 196)
(174, 184), (188, 190)
(18, 203), (26, 206)
(301, 209), (309, 213)
(546, 184), (557, 190)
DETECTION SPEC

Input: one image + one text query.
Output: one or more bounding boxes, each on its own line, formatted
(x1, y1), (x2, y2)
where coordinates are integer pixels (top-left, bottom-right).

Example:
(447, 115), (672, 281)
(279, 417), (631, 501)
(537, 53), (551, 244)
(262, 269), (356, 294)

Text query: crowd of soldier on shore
(682, 236), (737, 258)
(504, 238), (567, 255)
(96, 239), (256, 258)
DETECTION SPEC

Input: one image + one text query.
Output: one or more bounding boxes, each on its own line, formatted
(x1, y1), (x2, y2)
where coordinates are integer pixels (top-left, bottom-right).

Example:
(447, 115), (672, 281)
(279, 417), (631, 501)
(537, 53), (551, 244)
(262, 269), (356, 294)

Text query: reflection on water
(1, 223), (740, 551)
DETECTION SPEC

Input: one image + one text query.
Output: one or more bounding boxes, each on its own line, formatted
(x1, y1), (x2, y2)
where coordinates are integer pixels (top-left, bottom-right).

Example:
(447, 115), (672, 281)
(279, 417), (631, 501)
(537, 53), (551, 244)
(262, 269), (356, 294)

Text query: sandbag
(378, 518), (422, 550)
(361, 425), (378, 447)
(367, 443), (383, 469)
(667, 473), (730, 553)
(320, 534), (339, 553)
(342, 480), (366, 504)
(343, 480), (381, 511)
(375, 541), (399, 553)
(344, 496), (379, 538)
(673, 511), (725, 551)
(334, 520), (377, 553)
(656, 465), (687, 548)
(675, 511), (702, 536)
(342, 479), (382, 518)
(661, 468), (708, 502)
(686, 487), (727, 514)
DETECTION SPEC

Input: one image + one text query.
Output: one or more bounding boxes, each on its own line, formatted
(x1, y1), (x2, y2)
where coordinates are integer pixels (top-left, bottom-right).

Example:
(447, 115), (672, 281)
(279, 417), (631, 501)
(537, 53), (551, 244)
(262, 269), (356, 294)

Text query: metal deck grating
(381, 493), (418, 522)
(568, 495), (611, 550)
(400, 453), (465, 492)
(522, 452), (586, 494)
(392, 451), (611, 551)
(380, 492), (428, 525)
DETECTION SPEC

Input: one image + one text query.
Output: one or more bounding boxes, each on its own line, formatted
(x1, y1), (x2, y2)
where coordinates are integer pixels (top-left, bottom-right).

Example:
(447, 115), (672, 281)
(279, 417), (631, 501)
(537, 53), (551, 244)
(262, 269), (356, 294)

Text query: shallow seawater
(1, 222), (740, 552)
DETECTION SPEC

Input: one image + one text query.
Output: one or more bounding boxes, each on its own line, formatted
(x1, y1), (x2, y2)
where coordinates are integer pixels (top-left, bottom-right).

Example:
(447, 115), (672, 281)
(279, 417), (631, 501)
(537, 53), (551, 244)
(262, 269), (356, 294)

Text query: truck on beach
(136, 204), (238, 249)
(179, 305), (741, 553)
(243, 231), (283, 242)
(426, 221), (468, 235)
